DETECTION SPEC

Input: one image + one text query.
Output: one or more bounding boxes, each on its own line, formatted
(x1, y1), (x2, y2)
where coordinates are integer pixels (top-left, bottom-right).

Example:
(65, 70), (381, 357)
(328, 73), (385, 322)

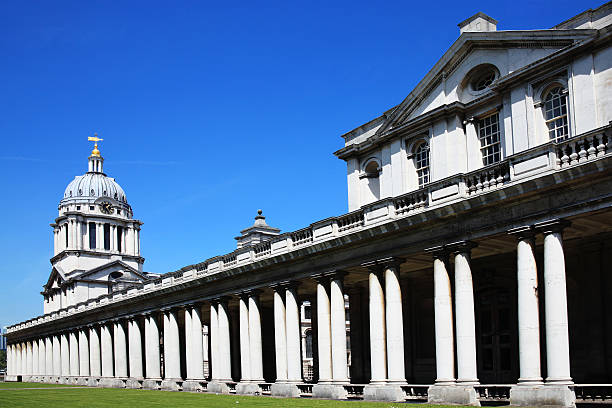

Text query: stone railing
(474, 384), (511, 401)
(7, 124), (612, 334)
(574, 384), (612, 403)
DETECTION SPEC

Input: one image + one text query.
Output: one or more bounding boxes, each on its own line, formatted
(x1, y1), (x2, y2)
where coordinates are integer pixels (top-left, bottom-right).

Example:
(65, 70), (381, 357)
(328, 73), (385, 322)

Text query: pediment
(375, 29), (595, 136)
(43, 266), (67, 291)
(78, 260), (149, 283)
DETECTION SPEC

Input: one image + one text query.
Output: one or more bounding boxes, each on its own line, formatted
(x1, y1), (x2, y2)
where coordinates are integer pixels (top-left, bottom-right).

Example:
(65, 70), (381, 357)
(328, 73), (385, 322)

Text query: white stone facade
(5, 3), (612, 407)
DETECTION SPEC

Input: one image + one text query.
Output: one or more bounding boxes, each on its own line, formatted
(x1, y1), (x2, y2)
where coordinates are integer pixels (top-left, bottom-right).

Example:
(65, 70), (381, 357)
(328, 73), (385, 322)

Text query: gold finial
(88, 133), (103, 157)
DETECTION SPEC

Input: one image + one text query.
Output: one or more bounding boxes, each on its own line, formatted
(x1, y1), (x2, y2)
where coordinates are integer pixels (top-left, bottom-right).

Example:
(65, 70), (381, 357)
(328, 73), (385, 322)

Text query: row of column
(11, 220), (573, 388)
(53, 220), (139, 256)
(430, 220), (572, 386)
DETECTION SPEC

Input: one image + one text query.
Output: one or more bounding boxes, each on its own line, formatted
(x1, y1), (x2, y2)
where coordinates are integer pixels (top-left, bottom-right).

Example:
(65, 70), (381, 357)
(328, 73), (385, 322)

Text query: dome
(62, 172), (128, 203)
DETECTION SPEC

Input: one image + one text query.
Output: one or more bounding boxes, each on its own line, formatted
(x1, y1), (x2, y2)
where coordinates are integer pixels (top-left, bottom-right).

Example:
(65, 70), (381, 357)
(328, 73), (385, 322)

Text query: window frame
(413, 140), (431, 188)
(541, 84), (570, 142)
(476, 111), (503, 166)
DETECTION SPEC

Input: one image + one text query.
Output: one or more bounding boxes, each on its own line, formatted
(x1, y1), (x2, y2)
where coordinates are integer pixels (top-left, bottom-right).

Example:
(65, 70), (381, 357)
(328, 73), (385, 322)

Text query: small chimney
(458, 12), (498, 34)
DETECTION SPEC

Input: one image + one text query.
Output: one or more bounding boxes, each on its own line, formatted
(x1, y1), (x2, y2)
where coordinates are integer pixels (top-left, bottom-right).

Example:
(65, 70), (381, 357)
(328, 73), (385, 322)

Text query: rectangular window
(477, 112), (502, 166)
(304, 305), (311, 320)
(89, 223), (96, 250)
(117, 226), (123, 252)
(104, 223), (110, 250)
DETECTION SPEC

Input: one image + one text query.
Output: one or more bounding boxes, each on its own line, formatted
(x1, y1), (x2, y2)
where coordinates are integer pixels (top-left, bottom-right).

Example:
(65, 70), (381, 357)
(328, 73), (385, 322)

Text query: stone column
(315, 278), (332, 383)
(191, 306), (205, 380)
(273, 287), (288, 382)
(453, 242), (479, 384)
(89, 326), (102, 378)
(113, 321), (128, 379)
(248, 292), (264, 382)
(60, 333), (70, 377)
(217, 299), (232, 382)
(128, 318), (144, 381)
(539, 220), (573, 384)
(79, 328), (90, 378)
(162, 309), (181, 388)
(38, 339), (46, 376)
(144, 313), (161, 383)
(69, 331), (79, 377)
(432, 250), (455, 384)
(239, 295), (251, 382)
(384, 260), (406, 384)
(509, 227), (543, 384)
(46, 337), (54, 376)
(100, 323), (114, 378)
(14, 344), (20, 376)
(184, 307), (194, 380)
(32, 340), (39, 377)
(368, 267), (387, 384)
(330, 273), (349, 383)
(285, 285), (301, 383)
(210, 302), (219, 380)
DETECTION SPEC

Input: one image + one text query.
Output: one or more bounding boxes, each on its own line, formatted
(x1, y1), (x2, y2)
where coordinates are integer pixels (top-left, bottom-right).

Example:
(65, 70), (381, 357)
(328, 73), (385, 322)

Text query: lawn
(0, 384), (461, 408)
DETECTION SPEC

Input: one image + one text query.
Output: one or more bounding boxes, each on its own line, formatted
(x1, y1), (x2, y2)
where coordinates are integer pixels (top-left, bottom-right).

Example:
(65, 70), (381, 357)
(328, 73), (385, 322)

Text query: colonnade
(52, 219), (140, 256)
(7, 220), (574, 404)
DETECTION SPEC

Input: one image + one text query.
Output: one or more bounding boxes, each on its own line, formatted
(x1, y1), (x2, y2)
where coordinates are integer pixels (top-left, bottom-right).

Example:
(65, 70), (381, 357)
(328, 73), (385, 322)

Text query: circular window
(472, 70), (496, 91)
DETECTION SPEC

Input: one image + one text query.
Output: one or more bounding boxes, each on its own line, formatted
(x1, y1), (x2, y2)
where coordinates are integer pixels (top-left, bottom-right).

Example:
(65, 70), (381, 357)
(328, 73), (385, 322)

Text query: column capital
(362, 256), (404, 271)
(425, 245), (450, 261)
(271, 280), (300, 291)
(508, 226), (536, 240)
(534, 219), (571, 235)
(446, 240), (478, 254)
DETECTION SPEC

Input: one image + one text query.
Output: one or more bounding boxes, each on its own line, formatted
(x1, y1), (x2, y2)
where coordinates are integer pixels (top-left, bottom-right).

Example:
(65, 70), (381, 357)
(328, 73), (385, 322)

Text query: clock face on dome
(100, 201), (114, 214)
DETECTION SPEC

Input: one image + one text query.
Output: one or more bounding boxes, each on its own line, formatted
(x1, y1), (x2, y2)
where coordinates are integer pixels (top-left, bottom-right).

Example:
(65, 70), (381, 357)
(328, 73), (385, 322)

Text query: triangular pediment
(374, 29), (595, 136)
(78, 260), (149, 282)
(43, 266), (67, 292)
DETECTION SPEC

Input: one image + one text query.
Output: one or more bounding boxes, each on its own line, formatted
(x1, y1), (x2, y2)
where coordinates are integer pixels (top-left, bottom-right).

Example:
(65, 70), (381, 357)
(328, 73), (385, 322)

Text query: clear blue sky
(0, 0), (600, 327)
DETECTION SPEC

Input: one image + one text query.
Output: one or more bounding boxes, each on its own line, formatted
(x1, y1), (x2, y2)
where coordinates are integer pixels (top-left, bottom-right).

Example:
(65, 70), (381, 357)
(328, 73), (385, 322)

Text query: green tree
(0, 349), (6, 371)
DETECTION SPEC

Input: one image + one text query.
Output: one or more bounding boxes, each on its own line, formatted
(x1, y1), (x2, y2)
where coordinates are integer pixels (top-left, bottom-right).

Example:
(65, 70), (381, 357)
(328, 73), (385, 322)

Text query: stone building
(5, 3), (612, 407)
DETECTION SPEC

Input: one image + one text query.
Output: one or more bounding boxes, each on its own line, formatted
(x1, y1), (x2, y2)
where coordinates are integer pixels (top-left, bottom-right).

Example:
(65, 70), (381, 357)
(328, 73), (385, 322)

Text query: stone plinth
(125, 378), (143, 389)
(207, 381), (231, 394)
(98, 378), (126, 388)
(236, 382), (262, 395)
(270, 383), (301, 398)
(161, 379), (182, 391)
(142, 379), (161, 390)
(363, 384), (405, 402)
(312, 384), (348, 399)
(510, 385), (576, 408)
(427, 385), (480, 406)
(182, 380), (204, 392)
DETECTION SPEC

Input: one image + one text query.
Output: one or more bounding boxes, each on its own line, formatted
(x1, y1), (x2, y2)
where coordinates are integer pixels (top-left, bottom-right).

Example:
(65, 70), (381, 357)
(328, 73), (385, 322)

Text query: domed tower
(43, 137), (152, 314)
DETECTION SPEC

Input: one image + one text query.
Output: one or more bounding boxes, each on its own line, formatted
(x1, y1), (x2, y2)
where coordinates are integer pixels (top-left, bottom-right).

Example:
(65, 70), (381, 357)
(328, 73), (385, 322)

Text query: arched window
(543, 86), (569, 142)
(414, 142), (430, 188)
(362, 160), (381, 202)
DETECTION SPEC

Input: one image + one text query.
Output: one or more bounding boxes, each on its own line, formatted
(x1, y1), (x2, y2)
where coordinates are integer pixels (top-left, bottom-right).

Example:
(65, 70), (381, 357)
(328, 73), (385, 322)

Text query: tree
(0, 349), (6, 371)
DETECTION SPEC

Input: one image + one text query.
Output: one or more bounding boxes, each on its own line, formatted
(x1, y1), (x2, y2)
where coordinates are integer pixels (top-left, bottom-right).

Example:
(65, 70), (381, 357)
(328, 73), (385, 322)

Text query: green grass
(0, 385), (462, 408)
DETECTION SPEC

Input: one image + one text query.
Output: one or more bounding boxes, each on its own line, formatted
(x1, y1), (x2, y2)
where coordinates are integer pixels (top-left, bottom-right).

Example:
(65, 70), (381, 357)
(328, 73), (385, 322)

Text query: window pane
(477, 113), (501, 165)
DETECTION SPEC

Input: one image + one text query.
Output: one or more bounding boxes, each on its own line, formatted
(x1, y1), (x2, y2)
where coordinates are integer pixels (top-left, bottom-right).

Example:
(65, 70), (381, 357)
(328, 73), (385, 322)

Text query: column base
(236, 382), (263, 395)
(98, 378), (126, 388)
(363, 384), (406, 402)
(427, 384), (480, 406)
(76, 377), (89, 386)
(58, 376), (72, 384)
(143, 379), (162, 390)
(510, 384), (576, 407)
(87, 377), (100, 387)
(126, 378), (143, 389)
(312, 384), (348, 399)
(182, 380), (205, 392)
(270, 382), (301, 398)
(4, 375), (19, 382)
(161, 379), (182, 391)
(208, 381), (231, 394)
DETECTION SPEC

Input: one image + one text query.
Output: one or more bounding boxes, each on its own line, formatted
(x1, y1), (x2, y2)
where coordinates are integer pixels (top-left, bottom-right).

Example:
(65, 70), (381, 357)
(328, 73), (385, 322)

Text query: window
(414, 142), (430, 188)
(477, 112), (502, 165)
(65, 226), (68, 248)
(104, 223), (110, 250)
(305, 330), (313, 359)
(117, 226), (123, 252)
(543, 86), (569, 142)
(89, 223), (96, 249)
(304, 305), (311, 320)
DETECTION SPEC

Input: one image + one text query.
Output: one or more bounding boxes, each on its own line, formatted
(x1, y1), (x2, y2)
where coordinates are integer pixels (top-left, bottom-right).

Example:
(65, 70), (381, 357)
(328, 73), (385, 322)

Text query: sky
(0, 0), (602, 327)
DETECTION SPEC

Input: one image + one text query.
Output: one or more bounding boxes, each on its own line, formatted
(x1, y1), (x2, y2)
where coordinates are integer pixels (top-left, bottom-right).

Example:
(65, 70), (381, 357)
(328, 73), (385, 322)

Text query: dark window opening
(305, 330), (313, 358)
(117, 226), (123, 252)
(65, 226), (68, 248)
(304, 305), (311, 320)
(104, 224), (110, 250)
(89, 223), (96, 250)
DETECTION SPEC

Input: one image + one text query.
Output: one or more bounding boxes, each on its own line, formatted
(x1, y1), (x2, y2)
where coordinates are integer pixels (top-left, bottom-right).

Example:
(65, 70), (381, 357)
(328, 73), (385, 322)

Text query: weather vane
(88, 133), (103, 157)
